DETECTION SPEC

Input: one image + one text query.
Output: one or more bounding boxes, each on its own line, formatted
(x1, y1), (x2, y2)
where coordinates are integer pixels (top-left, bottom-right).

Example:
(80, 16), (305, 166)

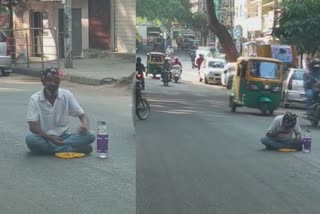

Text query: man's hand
(49, 135), (64, 146)
(78, 123), (88, 135)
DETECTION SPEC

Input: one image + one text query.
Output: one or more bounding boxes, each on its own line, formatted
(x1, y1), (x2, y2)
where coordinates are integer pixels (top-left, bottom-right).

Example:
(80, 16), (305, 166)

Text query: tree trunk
(204, 30), (208, 46)
(206, 0), (239, 62)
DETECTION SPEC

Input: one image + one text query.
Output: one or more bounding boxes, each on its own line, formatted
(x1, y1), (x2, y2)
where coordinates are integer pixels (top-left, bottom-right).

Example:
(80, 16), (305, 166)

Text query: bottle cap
(98, 121), (106, 125)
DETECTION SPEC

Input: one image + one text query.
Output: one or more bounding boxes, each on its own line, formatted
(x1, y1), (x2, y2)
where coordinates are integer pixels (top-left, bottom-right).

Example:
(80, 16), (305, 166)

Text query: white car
(199, 58), (225, 84)
(221, 62), (236, 88)
(282, 68), (307, 108)
(0, 31), (12, 76)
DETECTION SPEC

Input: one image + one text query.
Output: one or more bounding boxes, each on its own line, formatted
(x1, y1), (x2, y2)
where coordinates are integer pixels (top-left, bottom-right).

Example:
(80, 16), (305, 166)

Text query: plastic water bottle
(302, 130), (312, 153)
(96, 121), (108, 158)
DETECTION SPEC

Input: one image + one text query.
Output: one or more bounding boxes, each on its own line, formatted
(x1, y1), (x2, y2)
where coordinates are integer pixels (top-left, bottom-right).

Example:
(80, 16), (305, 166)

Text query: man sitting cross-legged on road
(25, 67), (95, 155)
(261, 112), (303, 151)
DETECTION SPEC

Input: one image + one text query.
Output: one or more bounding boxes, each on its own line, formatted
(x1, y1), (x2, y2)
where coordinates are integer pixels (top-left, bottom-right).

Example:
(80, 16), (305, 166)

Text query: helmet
(174, 57), (179, 61)
(282, 112), (297, 128)
(309, 58), (320, 72)
(136, 57), (141, 63)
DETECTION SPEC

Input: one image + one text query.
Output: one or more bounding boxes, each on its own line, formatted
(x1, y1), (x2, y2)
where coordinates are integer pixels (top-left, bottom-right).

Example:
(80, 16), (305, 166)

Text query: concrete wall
(114, 0), (136, 53)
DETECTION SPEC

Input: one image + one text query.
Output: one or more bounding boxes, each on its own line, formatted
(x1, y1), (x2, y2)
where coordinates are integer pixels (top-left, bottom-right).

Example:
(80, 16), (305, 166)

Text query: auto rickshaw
(229, 57), (283, 115)
(146, 52), (166, 78)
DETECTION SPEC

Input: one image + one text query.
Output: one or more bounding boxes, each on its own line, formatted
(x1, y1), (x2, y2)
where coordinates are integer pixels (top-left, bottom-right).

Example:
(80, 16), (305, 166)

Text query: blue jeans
(26, 131), (95, 154)
(261, 136), (302, 150)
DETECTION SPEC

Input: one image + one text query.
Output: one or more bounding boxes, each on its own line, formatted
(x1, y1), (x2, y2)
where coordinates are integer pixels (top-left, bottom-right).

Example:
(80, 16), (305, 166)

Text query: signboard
(0, 0), (19, 6)
(271, 45), (293, 63)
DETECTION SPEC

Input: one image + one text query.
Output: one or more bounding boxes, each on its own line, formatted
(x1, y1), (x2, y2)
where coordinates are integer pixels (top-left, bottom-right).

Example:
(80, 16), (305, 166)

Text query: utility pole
(272, 0), (279, 44)
(63, 0), (73, 68)
(8, 0), (15, 62)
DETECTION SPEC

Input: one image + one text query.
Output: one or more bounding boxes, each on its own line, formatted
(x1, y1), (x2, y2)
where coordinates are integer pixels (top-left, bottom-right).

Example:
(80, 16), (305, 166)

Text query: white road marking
(0, 87), (24, 92)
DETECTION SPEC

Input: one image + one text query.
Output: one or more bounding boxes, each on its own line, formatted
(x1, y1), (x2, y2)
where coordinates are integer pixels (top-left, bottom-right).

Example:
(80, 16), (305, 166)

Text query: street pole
(272, 0), (279, 45)
(8, 0), (15, 62)
(64, 0), (73, 68)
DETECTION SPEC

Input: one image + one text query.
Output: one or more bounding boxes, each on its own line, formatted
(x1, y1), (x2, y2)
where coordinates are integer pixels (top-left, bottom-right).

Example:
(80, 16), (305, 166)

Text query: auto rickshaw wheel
(269, 109), (274, 115)
(146, 72), (148, 77)
(260, 103), (268, 116)
(231, 103), (236, 112)
(153, 74), (156, 78)
(230, 97), (236, 112)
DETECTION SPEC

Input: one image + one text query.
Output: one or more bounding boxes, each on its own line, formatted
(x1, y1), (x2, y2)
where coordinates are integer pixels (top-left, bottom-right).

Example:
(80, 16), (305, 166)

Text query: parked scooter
(171, 64), (182, 83)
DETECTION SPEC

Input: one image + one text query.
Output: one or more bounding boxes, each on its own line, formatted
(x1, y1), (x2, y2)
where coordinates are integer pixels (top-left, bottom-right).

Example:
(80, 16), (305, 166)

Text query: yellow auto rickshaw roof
(237, 56), (282, 63)
(147, 52), (166, 56)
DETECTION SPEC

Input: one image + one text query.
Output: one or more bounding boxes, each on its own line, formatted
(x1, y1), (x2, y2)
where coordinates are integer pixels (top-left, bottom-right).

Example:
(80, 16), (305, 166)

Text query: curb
(13, 67), (134, 86)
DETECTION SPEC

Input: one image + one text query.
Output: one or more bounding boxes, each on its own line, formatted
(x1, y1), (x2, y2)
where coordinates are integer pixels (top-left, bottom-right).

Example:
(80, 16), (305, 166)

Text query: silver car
(0, 31), (12, 76)
(282, 68), (307, 108)
(221, 62), (236, 89)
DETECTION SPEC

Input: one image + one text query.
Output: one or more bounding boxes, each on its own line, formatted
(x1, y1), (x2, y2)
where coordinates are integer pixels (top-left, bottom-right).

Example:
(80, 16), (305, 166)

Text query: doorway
(30, 11), (43, 57)
(88, 0), (110, 49)
(58, 8), (82, 58)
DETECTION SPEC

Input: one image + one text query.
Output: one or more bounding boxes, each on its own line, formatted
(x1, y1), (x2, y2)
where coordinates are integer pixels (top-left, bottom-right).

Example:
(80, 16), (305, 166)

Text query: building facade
(11, 0), (135, 61)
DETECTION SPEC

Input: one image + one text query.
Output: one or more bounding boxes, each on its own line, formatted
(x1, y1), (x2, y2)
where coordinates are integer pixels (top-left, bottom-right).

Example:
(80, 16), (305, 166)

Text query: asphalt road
(136, 51), (320, 214)
(0, 74), (135, 214)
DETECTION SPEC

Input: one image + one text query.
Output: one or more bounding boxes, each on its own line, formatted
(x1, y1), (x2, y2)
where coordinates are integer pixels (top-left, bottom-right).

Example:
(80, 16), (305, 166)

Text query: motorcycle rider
(190, 50), (196, 69)
(166, 45), (175, 57)
(303, 58), (320, 116)
(172, 57), (183, 74)
(136, 57), (145, 90)
(162, 58), (172, 80)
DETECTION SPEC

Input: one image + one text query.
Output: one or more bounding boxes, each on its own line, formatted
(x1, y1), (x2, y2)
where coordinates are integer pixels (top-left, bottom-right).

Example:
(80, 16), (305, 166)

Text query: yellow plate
(277, 148), (297, 152)
(54, 152), (86, 159)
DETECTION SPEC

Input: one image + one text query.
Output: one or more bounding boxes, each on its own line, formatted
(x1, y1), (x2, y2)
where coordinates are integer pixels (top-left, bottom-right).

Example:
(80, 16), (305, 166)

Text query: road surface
(136, 51), (320, 214)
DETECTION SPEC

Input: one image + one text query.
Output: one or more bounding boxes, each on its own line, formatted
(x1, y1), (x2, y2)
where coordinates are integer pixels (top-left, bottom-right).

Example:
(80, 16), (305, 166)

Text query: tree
(206, 0), (238, 62)
(275, 0), (320, 55)
(136, 0), (191, 33)
(191, 12), (208, 46)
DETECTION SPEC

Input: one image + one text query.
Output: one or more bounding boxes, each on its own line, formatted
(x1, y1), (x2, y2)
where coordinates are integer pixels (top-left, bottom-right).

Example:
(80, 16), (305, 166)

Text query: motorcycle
(161, 69), (172, 86)
(136, 72), (145, 90)
(171, 64), (182, 83)
(136, 79), (150, 120)
(302, 77), (320, 126)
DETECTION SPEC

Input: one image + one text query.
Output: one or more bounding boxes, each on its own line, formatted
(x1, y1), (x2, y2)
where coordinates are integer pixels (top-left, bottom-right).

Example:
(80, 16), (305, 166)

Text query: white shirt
(267, 115), (301, 141)
(26, 88), (85, 136)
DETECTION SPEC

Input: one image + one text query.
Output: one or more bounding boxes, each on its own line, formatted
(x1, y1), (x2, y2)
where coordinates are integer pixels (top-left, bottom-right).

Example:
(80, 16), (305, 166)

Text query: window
(208, 61), (224, 68)
(292, 70), (304, 80)
(249, 61), (279, 79)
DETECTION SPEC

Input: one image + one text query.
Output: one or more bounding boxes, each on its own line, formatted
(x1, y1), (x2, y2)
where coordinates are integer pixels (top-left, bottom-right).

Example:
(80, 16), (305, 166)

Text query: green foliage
(136, 0), (192, 31)
(275, 0), (320, 54)
(191, 12), (207, 33)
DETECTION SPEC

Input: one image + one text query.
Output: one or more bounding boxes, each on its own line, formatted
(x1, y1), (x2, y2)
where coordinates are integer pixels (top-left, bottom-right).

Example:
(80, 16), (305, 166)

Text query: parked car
(0, 31), (12, 76)
(199, 58), (225, 84)
(221, 62), (236, 88)
(282, 68), (307, 108)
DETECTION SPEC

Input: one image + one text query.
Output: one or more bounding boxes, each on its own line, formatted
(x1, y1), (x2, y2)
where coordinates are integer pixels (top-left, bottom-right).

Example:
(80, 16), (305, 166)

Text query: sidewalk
(13, 53), (135, 85)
